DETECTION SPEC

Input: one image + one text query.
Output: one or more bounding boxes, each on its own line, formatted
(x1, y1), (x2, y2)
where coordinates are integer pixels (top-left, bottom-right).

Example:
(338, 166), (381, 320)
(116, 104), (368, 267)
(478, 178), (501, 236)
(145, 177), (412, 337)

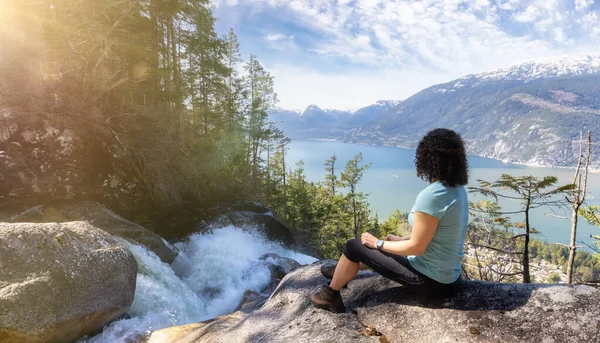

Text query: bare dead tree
(564, 131), (592, 284)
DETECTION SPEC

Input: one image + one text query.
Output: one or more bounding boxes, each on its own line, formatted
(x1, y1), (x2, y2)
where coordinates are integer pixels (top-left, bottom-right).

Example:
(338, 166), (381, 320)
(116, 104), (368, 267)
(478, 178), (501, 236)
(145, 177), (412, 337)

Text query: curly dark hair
(415, 128), (469, 187)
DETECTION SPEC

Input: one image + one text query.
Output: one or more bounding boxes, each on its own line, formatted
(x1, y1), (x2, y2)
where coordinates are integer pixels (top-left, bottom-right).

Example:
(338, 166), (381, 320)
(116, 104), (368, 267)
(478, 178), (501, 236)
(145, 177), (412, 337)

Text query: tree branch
(466, 242), (523, 255)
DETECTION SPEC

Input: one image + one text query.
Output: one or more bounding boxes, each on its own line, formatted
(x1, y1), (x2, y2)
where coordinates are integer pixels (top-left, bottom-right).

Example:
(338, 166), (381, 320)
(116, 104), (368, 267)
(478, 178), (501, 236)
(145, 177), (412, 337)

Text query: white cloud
(215, 0), (600, 109)
(513, 4), (541, 22)
(267, 64), (453, 110)
(575, 0), (594, 12)
(553, 28), (566, 43)
(265, 33), (288, 41)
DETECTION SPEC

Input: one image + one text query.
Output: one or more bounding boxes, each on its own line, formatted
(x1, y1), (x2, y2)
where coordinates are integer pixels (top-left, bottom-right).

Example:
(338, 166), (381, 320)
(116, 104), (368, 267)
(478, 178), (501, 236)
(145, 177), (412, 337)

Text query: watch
(376, 240), (384, 250)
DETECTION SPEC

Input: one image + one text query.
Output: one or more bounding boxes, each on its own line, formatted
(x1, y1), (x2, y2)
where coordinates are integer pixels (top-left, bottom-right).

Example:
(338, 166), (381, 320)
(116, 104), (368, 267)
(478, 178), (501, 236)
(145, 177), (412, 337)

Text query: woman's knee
(343, 238), (364, 263)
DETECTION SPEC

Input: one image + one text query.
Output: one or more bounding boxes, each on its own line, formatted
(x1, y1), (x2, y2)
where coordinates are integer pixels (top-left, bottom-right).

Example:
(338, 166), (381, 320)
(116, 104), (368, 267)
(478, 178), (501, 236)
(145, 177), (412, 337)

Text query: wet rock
(260, 254), (302, 294)
(224, 202), (296, 247)
(233, 254), (302, 314)
(143, 260), (600, 343)
(0, 221), (137, 343)
(0, 200), (177, 264)
(234, 291), (269, 313)
(260, 253), (302, 276)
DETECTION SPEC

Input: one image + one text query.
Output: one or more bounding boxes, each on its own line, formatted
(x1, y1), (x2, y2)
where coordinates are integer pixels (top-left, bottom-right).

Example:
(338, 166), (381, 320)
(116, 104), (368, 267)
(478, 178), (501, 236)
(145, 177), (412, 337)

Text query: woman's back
(407, 181), (469, 284)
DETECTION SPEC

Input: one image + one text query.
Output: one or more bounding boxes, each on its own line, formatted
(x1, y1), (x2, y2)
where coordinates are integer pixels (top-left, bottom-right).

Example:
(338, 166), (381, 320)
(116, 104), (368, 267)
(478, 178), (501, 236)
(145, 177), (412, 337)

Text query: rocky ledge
(145, 260), (600, 343)
(0, 200), (178, 264)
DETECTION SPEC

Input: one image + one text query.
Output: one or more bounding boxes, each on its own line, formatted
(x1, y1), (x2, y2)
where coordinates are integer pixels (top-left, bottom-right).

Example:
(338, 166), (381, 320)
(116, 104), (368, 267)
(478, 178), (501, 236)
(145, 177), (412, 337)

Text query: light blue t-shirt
(407, 181), (468, 284)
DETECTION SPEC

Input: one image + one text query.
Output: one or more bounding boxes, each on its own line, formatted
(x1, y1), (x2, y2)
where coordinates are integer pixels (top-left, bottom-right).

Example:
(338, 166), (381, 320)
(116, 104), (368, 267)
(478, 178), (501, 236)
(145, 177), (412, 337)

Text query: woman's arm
(362, 212), (439, 256)
(385, 233), (411, 242)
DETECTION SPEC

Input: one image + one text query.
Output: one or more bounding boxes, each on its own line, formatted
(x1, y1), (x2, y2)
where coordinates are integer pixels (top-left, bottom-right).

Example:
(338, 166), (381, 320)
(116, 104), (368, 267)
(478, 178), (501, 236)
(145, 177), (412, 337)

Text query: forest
(1, 0), (283, 213)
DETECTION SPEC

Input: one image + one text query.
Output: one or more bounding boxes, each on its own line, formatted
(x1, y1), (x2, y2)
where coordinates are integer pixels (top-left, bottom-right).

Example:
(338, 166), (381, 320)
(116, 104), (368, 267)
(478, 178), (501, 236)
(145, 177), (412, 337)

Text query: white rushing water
(83, 225), (316, 343)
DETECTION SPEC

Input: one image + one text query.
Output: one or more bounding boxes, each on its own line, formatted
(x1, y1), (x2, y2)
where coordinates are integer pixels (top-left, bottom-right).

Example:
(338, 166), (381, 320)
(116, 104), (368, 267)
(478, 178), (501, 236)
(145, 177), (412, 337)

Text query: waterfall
(82, 225), (316, 343)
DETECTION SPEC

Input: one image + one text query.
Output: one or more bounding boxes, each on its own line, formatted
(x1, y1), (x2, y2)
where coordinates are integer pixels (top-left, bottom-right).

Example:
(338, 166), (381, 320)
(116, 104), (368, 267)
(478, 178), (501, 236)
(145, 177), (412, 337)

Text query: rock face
(0, 222), (137, 343)
(145, 260), (600, 343)
(0, 200), (178, 263)
(220, 202), (296, 247)
(0, 108), (146, 212)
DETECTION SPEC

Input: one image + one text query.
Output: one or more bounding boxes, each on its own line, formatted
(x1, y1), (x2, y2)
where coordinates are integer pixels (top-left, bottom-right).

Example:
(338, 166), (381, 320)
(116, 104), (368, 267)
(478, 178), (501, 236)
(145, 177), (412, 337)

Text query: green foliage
(466, 199), (600, 283)
(469, 174), (573, 283)
(265, 153), (379, 259)
(379, 210), (410, 238)
(324, 154), (338, 196)
(580, 205), (600, 227)
(340, 153), (372, 239)
(580, 205), (600, 252)
(0, 1), (283, 215)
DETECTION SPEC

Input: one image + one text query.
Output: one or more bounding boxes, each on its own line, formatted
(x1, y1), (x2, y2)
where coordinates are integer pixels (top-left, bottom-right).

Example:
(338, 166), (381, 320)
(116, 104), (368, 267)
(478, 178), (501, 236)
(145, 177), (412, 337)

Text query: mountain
(270, 100), (400, 139)
(275, 54), (600, 168)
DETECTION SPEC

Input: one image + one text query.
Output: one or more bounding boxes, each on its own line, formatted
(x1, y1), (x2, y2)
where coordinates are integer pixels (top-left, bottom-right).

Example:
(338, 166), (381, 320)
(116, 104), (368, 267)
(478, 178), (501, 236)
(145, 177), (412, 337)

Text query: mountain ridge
(270, 100), (402, 139)
(271, 54), (600, 169)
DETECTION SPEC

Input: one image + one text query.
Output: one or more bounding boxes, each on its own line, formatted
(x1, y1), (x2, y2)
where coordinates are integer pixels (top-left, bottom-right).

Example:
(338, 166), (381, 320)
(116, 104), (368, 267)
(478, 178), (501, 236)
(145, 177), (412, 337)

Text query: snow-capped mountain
(270, 100), (402, 139)
(301, 105), (351, 119)
(274, 54), (600, 168)
(367, 100), (403, 109)
(356, 54), (600, 168)
(464, 54), (600, 82)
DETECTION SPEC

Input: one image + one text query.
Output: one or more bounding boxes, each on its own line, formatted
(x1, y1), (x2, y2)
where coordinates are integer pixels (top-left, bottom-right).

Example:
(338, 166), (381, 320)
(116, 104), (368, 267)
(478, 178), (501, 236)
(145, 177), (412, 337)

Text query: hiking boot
(310, 284), (346, 313)
(321, 264), (337, 279)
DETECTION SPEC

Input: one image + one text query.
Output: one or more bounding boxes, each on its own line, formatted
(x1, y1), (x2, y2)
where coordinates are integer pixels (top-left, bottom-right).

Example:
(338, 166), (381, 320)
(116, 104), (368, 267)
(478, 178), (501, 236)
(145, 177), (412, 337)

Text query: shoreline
(293, 137), (599, 252)
(310, 138), (600, 174)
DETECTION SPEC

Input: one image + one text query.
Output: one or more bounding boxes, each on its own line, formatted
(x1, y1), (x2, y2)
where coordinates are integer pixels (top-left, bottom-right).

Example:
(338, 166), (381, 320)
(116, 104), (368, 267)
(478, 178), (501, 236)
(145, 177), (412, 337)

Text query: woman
(310, 128), (469, 313)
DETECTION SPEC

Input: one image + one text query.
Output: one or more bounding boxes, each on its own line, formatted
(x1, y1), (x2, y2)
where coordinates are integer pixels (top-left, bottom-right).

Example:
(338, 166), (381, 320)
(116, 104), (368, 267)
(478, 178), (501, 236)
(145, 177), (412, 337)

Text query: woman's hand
(361, 232), (378, 249)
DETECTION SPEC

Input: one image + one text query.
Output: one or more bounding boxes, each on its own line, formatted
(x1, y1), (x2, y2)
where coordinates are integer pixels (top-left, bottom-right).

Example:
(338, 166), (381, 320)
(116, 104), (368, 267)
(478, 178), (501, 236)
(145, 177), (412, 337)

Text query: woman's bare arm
(384, 234), (411, 242)
(379, 212), (438, 256)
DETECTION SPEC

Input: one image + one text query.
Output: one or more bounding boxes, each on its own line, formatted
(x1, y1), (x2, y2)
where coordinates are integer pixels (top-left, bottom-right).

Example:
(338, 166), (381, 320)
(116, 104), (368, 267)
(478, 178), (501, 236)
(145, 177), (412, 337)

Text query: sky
(211, 0), (600, 111)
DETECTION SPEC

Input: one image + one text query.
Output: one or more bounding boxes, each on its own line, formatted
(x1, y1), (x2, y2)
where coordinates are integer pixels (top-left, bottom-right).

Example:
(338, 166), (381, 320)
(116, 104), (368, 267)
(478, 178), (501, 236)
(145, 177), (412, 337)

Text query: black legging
(343, 238), (460, 296)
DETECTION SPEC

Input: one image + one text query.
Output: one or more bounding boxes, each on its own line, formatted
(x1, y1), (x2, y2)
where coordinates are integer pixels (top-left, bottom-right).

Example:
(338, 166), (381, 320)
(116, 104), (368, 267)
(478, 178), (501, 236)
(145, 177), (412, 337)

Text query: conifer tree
(324, 154), (338, 196)
(340, 153), (372, 239)
(469, 175), (573, 283)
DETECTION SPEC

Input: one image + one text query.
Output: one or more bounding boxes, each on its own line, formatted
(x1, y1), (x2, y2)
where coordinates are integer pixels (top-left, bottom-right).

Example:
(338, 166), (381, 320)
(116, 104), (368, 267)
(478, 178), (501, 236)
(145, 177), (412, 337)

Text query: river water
(82, 226), (316, 343)
(287, 140), (600, 249)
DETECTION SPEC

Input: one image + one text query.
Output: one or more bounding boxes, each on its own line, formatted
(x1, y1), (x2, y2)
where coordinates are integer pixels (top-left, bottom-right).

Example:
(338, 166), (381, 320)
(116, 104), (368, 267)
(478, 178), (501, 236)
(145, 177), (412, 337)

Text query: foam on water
(82, 226), (316, 343)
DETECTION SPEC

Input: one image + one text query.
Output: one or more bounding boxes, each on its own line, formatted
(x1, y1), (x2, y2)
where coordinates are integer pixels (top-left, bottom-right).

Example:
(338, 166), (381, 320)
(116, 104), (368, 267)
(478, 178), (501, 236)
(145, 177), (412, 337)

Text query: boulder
(0, 222), (137, 343)
(232, 254), (302, 314)
(260, 253), (302, 276)
(0, 200), (178, 264)
(260, 253), (302, 294)
(222, 202), (296, 247)
(144, 260), (600, 343)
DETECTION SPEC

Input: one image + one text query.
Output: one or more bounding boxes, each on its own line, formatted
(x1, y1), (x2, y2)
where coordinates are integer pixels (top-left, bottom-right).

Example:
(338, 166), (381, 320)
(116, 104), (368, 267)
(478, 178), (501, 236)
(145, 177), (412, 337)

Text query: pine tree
(340, 153), (372, 239)
(469, 175), (574, 283)
(380, 210), (411, 237)
(324, 154), (338, 196)
(245, 54), (278, 189)
(223, 28), (245, 127)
